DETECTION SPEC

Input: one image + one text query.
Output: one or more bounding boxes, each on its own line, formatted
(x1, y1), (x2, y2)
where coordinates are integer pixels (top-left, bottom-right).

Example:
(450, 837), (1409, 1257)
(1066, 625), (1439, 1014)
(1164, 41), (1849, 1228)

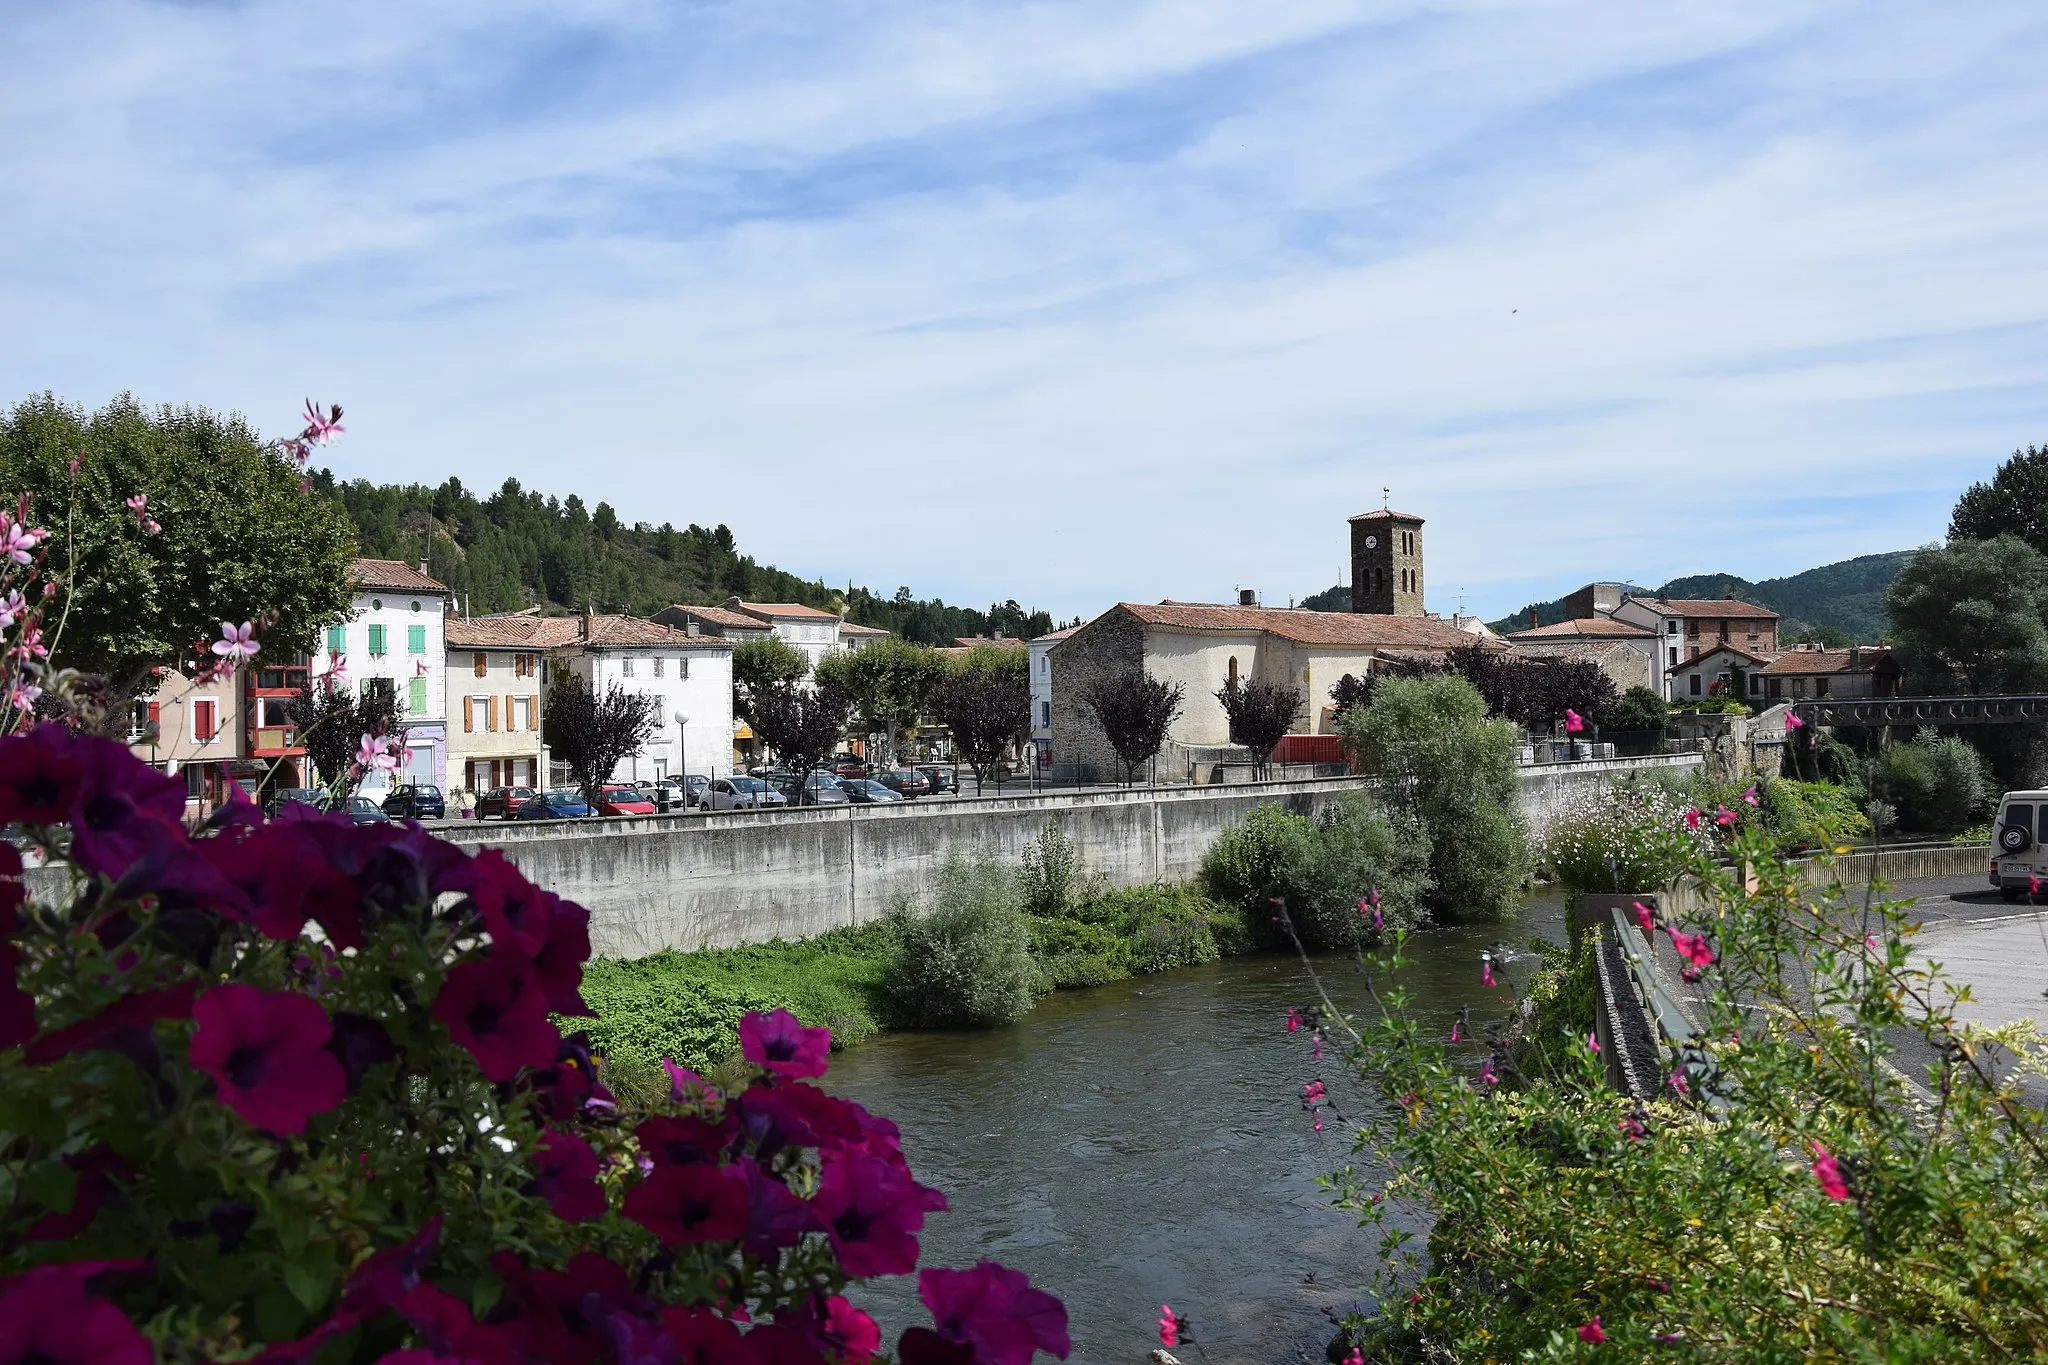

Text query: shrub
(1763, 777), (1871, 851)
(1340, 675), (1532, 919)
(0, 723), (1067, 1362)
(1026, 915), (1131, 988)
(1874, 729), (1994, 833)
(1018, 814), (1092, 916)
(1607, 684), (1670, 734)
(1200, 794), (1431, 951)
(1081, 883), (1237, 973)
(885, 850), (1038, 1027)
(1538, 778), (1710, 894)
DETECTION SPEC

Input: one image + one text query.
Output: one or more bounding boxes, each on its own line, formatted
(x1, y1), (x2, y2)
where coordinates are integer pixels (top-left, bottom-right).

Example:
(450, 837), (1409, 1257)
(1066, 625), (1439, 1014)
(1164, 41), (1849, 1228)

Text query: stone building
(1505, 615), (1660, 693)
(1349, 509), (1426, 616)
(1754, 644), (1901, 701)
(1049, 600), (1487, 780)
(1611, 597), (1781, 695)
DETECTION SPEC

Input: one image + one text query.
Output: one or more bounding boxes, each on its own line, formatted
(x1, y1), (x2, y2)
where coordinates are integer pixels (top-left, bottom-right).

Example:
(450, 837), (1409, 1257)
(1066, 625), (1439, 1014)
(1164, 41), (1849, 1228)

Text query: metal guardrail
(1797, 694), (2048, 727)
(1606, 907), (1729, 1113)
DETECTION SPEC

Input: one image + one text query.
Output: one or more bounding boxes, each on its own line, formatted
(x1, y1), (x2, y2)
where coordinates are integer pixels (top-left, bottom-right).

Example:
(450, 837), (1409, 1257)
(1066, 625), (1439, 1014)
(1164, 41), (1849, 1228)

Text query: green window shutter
(409, 676), (427, 713)
(408, 624), (426, 654)
(368, 624), (386, 656)
(325, 624), (346, 654)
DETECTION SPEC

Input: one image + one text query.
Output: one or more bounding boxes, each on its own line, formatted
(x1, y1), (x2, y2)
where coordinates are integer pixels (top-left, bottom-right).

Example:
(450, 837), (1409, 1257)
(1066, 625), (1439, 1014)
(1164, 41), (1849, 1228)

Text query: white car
(706, 776), (788, 811)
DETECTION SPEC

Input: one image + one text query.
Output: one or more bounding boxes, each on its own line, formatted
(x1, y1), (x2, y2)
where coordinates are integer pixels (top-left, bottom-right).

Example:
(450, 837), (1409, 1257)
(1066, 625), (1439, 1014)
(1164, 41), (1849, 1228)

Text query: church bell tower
(1349, 507), (1425, 617)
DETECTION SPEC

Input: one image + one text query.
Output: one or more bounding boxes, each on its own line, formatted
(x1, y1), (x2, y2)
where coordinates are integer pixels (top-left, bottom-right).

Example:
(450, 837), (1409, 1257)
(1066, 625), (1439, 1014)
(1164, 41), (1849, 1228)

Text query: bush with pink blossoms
(0, 722), (1068, 1365)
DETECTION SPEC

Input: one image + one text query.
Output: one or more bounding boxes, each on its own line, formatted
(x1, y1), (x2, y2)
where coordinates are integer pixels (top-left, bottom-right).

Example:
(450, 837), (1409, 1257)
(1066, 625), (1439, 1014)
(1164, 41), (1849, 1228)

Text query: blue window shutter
(368, 624), (386, 656)
(408, 624), (426, 654)
(326, 624), (346, 654)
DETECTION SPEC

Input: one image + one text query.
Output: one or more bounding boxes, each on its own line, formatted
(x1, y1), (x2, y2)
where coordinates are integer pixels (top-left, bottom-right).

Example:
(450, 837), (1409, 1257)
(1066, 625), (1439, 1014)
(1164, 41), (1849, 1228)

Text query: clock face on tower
(1363, 535), (1378, 549)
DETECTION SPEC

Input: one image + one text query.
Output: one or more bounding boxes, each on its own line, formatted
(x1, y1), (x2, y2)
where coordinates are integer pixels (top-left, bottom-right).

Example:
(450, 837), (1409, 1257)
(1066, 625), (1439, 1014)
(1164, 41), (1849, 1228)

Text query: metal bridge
(1792, 694), (2048, 728)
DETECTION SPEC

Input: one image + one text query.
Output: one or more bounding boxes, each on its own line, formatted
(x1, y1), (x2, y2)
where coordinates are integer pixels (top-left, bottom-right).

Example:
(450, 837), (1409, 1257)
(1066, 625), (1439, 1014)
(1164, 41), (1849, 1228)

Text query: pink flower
(1809, 1141), (1849, 1201)
(0, 1260), (152, 1365)
(527, 1130), (606, 1223)
(430, 954), (560, 1081)
(0, 590), (25, 631)
(356, 732), (399, 775)
(1633, 901), (1655, 932)
(1313, 1110), (1324, 1132)
(1864, 932), (1880, 952)
(209, 620), (259, 665)
(1669, 929), (1715, 969)
(1564, 708), (1584, 734)
(1668, 1070), (1689, 1095)
(0, 519), (46, 565)
(1313, 1032), (1322, 1062)
(739, 1007), (832, 1079)
(1741, 783), (1759, 806)
(1286, 1008), (1301, 1033)
(1587, 1031), (1600, 1055)
(123, 494), (159, 533)
(1684, 806), (1702, 831)
(915, 1260), (1070, 1365)
(1714, 805), (1736, 827)
(1578, 1316), (1606, 1344)
(1619, 1113), (1647, 1140)
(2030, 875), (2042, 899)
(1343, 1351), (1364, 1365)
(187, 985), (347, 1135)
(1157, 1305), (1178, 1348)
(1449, 1021), (1460, 1043)
(1481, 957), (1497, 988)
(1481, 1056), (1499, 1086)
(621, 1163), (748, 1245)
(301, 399), (346, 445)
(814, 1148), (936, 1277)
(1786, 710), (1805, 731)
(323, 655), (350, 688)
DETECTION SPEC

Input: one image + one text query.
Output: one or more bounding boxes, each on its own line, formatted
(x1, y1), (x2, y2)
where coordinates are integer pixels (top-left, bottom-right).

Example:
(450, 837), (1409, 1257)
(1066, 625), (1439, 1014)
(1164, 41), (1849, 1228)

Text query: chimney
(419, 551), (430, 575)
(1238, 588), (1257, 607)
(581, 603), (593, 641)
(686, 620), (700, 637)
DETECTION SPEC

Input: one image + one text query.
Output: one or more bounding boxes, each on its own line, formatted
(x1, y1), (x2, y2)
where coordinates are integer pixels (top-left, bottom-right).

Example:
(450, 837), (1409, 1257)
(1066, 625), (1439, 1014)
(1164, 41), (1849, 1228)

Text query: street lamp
(674, 711), (690, 811)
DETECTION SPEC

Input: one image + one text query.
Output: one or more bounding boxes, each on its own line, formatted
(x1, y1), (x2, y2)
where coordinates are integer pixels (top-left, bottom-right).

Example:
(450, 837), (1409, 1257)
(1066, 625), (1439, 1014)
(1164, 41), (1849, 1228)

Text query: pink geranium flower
(1684, 806), (1702, 831)
(187, 985), (347, 1135)
(209, 620), (259, 665)
(1669, 929), (1715, 970)
(1809, 1141), (1850, 1201)
(739, 1008), (832, 1079)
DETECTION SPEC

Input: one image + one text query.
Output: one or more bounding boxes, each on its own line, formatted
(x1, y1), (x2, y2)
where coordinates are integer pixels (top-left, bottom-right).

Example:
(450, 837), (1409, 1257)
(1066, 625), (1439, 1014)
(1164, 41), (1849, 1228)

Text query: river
(827, 894), (1567, 1364)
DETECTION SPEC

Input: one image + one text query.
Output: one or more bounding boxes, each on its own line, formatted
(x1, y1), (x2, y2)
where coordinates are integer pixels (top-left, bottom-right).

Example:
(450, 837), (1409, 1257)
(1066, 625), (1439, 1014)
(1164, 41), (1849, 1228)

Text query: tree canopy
(750, 681), (850, 802)
(1214, 676), (1305, 768)
(1883, 536), (2048, 696)
(814, 638), (947, 761)
(1949, 443), (2048, 556)
(730, 637), (809, 723)
(0, 393), (357, 697)
(1081, 671), (1184, 784)
(542, 673), (660, 804)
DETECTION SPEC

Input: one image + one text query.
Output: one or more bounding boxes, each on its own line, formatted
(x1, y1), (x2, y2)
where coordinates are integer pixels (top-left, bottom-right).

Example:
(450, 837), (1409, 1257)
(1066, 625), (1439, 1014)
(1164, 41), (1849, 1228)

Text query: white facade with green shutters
(314, 559), (451, 798)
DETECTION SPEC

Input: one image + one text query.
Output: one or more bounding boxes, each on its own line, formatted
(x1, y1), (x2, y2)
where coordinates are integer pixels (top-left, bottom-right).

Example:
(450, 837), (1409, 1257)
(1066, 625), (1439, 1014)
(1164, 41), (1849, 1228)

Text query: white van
(1989, 789), (2048, 901)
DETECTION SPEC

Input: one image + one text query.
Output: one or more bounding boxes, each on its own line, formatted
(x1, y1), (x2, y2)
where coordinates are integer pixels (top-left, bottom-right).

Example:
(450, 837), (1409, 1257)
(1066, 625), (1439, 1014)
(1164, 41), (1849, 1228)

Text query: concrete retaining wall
(431, 754), (1703, 957)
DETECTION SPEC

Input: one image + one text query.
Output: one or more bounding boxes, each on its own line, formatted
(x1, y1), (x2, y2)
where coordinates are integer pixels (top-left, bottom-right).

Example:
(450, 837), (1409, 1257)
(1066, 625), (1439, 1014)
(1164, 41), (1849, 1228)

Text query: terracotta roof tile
(953, 636), (1025, 649)
(1507, 617), (1655, 641)
(455, 614), (731, 650)
(1758, 647), (1895, 676)
(1032, 626), (1080, 642)
(1118, 602), (1484, 650)
(838, 621), (890, 636)
(1346, 510), (1426, 523)
(663, 605), (770, 631)
(447, 618), (548, 647)
(1640, 597), (1779, 620)
(733, 601), (840, 620)
(350, 557), (448, 592)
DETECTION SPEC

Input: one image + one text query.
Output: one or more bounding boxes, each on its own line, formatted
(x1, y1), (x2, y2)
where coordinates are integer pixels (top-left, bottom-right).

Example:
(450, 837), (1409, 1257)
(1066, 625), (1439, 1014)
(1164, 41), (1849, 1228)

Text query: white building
(1028, 625), (1077, 771)
(1610, 598), (1781, 699)
(725, 600), (845, 672)
(543, 614), (736, 784)
(314, 558), (451, 793)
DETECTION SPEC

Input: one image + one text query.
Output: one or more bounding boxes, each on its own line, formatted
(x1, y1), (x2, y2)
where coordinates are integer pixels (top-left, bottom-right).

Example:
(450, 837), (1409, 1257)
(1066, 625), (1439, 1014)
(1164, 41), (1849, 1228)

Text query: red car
(477, 786), (535, 820)
(596, 784), (657, 816)
(831, 755), (870, 779)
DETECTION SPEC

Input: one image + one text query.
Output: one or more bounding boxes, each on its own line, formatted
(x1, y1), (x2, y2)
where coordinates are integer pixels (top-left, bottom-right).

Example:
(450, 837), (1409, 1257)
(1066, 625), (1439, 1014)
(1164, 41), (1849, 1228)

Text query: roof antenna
(1383, 486), (1390, 510)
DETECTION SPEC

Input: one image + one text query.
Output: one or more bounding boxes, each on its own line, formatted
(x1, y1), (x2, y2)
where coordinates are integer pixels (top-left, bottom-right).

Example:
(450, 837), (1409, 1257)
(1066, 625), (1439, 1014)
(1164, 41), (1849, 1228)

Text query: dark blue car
(515, 790), (592, 820)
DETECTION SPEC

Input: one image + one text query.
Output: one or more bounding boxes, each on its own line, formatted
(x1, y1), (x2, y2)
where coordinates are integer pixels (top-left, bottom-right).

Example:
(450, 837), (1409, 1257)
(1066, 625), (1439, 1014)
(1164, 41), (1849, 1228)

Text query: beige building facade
(445, 619), (547, 796)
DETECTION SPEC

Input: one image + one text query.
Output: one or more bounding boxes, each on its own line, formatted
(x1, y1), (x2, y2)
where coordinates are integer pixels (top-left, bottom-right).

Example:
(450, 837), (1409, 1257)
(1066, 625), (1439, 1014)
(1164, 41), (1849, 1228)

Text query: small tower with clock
(1349, 502), (1425, 617)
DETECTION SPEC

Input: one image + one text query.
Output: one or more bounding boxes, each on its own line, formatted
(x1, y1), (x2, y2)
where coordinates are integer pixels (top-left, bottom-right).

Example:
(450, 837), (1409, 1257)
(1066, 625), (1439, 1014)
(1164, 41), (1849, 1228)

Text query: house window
(368, 624), (387, 657)
(1227, 656), (1239, 686)
(193, 699), (217, 741)
(1668, 647), (1679, 666)
(1040, 701), (1051, 726)
(679, 658), (689, 680)
(411, 600), (422, 612)
(653, 657), (664, 678)
(326, 624), (346, 655)
(1687, 619), (1699, 638)
(622, 657), (634, 677)
(1793, 678), (1808, 697)
(408, 624), (426, 654)
(409, 676), (427, 713)
(1769, 677), (1783, 698)
(474, 652), (488, 677)
(1689, 674), (1702, 697)
(1815, 678), (1831, 699)
(1666, 620), (1679, 634)
(371, 599), (383, 611)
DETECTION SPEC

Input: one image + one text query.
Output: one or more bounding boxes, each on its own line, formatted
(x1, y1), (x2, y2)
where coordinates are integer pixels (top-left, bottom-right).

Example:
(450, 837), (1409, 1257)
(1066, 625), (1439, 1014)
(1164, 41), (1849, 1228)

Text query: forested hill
(1481, 550), (1916, 641)
(318, 472), (1058, 645)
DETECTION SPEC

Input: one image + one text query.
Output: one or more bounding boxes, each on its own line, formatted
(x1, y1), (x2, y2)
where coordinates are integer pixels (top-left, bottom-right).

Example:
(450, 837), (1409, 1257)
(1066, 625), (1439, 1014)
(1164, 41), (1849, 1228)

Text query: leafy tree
(1213, 676), (1305, 772)
(813, 638), (946, 764)
(883, 850), (1037, 1027)
(0, 392), (357, 700)
(285, 677), (404, 794)
(730, 636), (809, 723)
(1339, 674), (1531, 919)
(542, 672), (659, 806)
(1884, 535), (2048, 694)
(1450, 645), (1618, 730)
(1949, 442), (2048, 555)
(1080, 671), (1184, 784)
(1332, 658), (1451, 719)
(1608, 684), (1670, 734)
(750, 681), (851, 805)
(929, 666), (1030, 791)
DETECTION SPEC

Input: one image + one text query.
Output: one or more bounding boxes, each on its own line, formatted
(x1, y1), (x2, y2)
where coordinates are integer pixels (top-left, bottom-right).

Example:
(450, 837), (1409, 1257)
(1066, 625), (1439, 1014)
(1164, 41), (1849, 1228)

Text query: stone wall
(426, 754), (1703, 957)
(1047, 608), (1147, 781)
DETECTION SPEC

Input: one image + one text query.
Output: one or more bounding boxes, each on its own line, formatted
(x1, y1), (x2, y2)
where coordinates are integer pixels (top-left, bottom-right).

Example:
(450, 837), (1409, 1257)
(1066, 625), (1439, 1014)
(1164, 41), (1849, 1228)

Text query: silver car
(706, 776), (788, 811)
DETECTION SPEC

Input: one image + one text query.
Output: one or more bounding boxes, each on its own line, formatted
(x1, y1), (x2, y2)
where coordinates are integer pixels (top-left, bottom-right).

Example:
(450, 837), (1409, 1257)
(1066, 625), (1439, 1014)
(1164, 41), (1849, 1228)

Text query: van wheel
(2002, 886), (2025, 903)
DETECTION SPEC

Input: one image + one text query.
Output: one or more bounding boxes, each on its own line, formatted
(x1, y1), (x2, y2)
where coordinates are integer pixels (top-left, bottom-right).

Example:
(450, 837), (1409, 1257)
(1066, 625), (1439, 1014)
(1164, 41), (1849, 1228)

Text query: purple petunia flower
(916, 1260), (1071, 1365)
(814, 1148), (940, 1278)
(527, 1130), (607, 1223)
(188, 985), (347, 1135)
(621, 1162), (749, 1246)
(739, 1007), (832, 1079)
(0, 1259), (152, 1365)
(430, 954), (560, 1082)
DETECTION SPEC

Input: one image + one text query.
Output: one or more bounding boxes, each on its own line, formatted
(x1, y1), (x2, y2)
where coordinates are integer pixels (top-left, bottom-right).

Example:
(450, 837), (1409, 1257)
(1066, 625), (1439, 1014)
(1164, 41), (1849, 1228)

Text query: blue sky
(3, 1), (2044, 621)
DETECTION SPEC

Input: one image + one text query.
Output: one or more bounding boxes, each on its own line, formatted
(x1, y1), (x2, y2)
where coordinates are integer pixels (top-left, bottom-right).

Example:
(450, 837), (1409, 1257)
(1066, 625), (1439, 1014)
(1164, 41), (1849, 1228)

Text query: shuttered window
(194, 700), (216, 740)
(409, 676), (427, 713)
(473, 652), (487, 677)
(326, 624), (346, 654)
(368, 624), (387, 657)
(487, 695), (499, 732)
(408, 624), (427, 654)
(463, 698), (474, 733)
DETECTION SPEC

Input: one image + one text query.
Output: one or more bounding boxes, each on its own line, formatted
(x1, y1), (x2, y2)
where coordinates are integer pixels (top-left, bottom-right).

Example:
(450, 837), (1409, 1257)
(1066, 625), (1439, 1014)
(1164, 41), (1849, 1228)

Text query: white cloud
(2, 0), (2044, 620)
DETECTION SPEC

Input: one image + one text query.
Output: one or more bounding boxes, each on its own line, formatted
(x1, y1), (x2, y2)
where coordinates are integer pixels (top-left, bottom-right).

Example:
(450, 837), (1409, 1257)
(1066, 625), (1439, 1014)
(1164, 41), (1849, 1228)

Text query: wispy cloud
(2, 0), (2044, 618)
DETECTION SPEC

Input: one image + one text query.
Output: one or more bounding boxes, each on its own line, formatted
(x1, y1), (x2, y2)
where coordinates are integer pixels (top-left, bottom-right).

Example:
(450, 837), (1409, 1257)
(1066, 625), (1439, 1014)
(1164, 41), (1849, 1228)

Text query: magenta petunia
(814, 1148), (942, 1278)
(636, 1114), (731, 1167)
(24, 982), (199, 1065)
(1578, 1316), (1606, 1344)
(823, 1295), (881, 1363)
(0, 723), (86, 825)
(657, 1306), (755, 1365)
(462, 849), (556, 956)
(1809, 1140), (1850, 1201)
(735, 1154), (823, 1256)
(0, 1259), (152, 1365)
(739, 1008), (832, 1079)
(188, 984), (346, 1135)
(917, 1260), (1071, 1365)
(621, 1162), (750, 1246)
(532, 897), (593, 1016)
(67, 734), (188, 877)
(430, 954), (560, 1081)
(527, 1130), (607, 1223)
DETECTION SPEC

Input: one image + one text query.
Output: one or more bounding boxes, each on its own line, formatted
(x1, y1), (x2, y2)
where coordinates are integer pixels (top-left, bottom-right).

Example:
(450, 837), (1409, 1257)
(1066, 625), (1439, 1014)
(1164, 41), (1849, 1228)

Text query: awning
(733, 723), (755, 741)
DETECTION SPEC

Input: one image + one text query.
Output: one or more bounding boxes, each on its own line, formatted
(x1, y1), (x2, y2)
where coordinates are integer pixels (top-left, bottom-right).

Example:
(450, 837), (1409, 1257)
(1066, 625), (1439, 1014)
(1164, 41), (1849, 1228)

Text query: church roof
(1117, 601), (1483, 651)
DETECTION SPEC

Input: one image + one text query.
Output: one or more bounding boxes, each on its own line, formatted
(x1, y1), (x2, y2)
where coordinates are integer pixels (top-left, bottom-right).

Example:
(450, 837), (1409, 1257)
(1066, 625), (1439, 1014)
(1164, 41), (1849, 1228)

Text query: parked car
(707, 776), (788, 811)
(516, 790), (593, 820)
(837, 778), (904, 805)
(914, 765), (956, 795)
(331, 796), (391, 826)
(381, 784), (446, 819)
(264, 786), (323, 817)
(877, 769), (930, 799)
(596, 784), (657, 816)
(477, 786), (535, 820)
(677, 774), (710, 808)
(774, 771), (850, 806)
(831, 755), (870, 779)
